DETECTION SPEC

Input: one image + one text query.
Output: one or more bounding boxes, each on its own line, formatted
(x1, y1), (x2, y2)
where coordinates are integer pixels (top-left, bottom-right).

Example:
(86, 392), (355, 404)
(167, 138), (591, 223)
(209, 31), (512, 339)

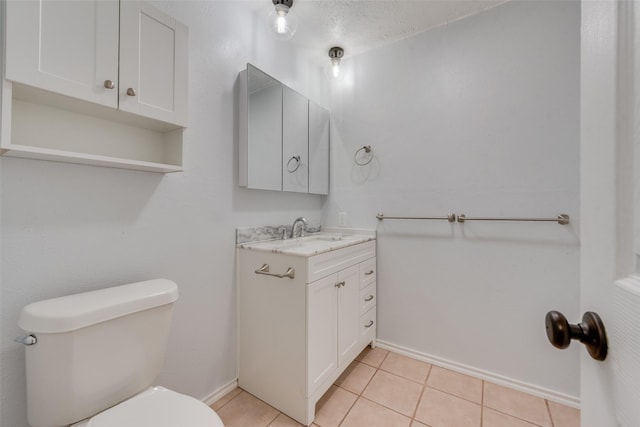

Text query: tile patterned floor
(211, 347), (580, 427)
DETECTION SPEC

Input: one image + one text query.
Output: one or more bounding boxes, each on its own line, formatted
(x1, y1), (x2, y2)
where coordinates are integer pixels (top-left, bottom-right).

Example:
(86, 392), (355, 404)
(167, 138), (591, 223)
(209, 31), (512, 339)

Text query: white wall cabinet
(2, 0), (188, 173)
(238, 241), (376, 426)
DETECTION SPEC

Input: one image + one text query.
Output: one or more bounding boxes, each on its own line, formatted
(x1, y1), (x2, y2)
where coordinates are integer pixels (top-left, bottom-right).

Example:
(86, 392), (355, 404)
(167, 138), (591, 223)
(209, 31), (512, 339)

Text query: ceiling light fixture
(328, 47), (344, 78)
(269, 0), (297, 40)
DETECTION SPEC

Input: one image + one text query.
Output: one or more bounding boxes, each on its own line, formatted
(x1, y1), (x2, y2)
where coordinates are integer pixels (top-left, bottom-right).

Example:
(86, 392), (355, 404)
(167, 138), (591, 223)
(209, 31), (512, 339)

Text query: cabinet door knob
(335, 281), (345, 288)
(104, 80), (115, 89)
(364, 295), (374, 302)
(365, 270), (374, 276)
(365, 320), (374, 328)
(126, 88), (137, 96)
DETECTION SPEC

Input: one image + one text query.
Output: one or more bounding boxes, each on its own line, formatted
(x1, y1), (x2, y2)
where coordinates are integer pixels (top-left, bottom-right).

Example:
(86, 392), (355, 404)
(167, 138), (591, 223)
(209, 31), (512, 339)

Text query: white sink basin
(238, 233), (373, 257)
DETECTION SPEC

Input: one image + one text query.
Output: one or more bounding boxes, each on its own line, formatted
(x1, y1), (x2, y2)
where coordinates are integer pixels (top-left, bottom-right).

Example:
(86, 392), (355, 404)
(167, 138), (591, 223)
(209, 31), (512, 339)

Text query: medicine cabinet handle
(255, 264), (295, 279)
(104, 80), (115, 89)
(364, 295), (374, 302)
(365, 320), (374, 328)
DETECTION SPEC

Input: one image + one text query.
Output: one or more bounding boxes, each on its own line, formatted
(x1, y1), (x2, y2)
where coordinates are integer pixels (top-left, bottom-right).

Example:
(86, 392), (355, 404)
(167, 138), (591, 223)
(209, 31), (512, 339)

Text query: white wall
(0, 2), (327, 426)
(324, 0), (581, 400)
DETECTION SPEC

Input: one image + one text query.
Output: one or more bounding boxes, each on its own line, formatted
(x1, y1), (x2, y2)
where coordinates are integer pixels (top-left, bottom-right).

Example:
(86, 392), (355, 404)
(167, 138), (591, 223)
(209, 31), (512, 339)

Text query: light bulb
(276, 14), (287, 34)
(332, 60), (340, 78)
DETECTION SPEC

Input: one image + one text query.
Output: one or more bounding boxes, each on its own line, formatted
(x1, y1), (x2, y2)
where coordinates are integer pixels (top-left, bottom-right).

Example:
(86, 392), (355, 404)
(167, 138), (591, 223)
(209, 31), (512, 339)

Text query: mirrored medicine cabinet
(239, 64), (329, 195)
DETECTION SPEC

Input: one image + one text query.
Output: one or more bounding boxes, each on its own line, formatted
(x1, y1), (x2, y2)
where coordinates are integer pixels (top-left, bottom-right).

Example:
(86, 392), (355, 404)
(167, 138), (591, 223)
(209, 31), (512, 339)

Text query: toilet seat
(86, 386), (224, 427)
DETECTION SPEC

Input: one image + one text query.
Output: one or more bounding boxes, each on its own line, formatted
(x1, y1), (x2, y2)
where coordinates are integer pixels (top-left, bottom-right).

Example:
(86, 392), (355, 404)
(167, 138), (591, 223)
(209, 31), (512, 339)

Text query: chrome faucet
(289, 217), (308, 239)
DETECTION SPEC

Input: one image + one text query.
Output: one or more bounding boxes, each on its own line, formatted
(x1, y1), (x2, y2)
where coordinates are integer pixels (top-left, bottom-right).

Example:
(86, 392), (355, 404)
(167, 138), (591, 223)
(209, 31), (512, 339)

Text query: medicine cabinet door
(282, 87), (309, 193)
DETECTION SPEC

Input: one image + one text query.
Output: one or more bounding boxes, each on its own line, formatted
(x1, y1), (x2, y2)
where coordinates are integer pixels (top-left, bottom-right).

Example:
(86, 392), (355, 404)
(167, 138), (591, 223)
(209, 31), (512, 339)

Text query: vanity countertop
(237, 233), (375, 257)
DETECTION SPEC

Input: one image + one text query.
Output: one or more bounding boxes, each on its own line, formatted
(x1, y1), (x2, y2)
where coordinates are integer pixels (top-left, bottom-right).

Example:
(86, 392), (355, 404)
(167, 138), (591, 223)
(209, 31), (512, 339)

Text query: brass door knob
(545, 310), (608, 361)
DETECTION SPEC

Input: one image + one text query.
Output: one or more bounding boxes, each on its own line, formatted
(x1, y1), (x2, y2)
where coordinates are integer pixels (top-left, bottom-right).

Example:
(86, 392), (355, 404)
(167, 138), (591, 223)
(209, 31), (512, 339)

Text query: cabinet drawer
(360, 283), (376, 315)
(359, 307), (376, 345)
(360, 258), (376, 288)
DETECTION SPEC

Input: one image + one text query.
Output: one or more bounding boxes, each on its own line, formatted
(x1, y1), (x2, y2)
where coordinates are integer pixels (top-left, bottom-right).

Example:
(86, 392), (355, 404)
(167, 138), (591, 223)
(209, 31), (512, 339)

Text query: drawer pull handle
(365, 320), (374, 328)
(255, 264), (295, 279)
(364, 295), (374, 302)
(365, 270), (375, 276)
(335, 281), (346, 288)
(104, 79), (115, 89)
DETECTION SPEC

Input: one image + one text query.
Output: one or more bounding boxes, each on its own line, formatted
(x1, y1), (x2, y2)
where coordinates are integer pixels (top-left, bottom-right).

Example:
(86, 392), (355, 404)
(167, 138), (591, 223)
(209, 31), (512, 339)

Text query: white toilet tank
(18, 279), (179, 427)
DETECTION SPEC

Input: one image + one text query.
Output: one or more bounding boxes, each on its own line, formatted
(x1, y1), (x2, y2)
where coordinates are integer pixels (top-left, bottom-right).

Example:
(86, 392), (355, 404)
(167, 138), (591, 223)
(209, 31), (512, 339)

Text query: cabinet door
(308, 101), (329, 195)
(337, 265), (361, 368)
(119, 1), (188, 126)
(5, 0), (119, 107)
(282, 87), (308, 193)
(307, 274), (338, 396)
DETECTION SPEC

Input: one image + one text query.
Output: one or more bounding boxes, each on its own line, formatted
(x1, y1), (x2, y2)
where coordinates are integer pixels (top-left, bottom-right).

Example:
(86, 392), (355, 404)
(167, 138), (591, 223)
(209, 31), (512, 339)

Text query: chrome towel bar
(375, 213), (570, 225)
(255, 264), (296, 279)
(376, 213), (457, 222)
(457, 213), (570, 225)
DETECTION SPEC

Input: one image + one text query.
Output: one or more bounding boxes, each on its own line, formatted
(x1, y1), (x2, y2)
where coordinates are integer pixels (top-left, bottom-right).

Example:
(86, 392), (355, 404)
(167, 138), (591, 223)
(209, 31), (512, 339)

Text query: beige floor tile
(341, 397), (412, 427)
(356, 346), (389, 368)
(314, 385), (358, 427)
(483, 407), (539, 427)
(414, 387), (481, 427)
(362, 370), (424, 416)
(334, 361), (377, 394)
(209, 387), (243, 411)
(269, 413), (304, 426)
(426, 366), (482, 404)
(380, 352), (431, 384)
(216, 391), (279, 427)
(410, 421), (429, 427)
(547, 401), (580, 427)
(483, 382), (552, 427)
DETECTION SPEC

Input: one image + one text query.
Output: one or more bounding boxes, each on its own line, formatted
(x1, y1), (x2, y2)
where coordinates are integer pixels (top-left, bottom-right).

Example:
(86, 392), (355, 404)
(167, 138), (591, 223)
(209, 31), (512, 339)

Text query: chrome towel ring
(287, 155), (301, 173)
(354, 145), (373, 166)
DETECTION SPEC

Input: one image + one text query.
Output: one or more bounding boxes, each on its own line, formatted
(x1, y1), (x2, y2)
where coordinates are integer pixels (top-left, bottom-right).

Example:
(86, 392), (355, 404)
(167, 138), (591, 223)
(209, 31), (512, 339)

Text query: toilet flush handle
(15, 334), (37, 346)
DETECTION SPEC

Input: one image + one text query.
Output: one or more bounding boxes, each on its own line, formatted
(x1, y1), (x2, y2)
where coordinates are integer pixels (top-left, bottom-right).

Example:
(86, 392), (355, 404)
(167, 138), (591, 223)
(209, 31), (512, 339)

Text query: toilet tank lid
(18, 279), (179, 333)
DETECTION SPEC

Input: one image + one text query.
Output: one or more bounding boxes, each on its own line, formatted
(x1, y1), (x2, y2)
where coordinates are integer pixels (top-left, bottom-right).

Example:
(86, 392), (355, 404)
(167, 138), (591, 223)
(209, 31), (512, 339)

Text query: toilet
(17, 279), (224, 427)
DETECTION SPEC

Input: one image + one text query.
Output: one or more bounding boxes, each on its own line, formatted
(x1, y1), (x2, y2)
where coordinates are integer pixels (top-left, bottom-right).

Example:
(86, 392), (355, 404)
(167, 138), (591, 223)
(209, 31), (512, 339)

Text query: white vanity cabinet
(238, 240), (376, 426)
(2, 0), (188, 172)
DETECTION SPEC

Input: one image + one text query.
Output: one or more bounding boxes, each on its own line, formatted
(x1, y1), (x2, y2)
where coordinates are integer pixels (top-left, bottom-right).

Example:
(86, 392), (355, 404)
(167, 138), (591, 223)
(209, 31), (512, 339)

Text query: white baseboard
(376, 340), (580, 409)
(201, 378), (239, 406)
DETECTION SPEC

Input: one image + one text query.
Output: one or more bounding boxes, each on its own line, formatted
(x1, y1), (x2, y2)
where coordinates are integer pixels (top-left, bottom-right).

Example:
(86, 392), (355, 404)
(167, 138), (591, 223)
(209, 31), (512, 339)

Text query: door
(337, 265), (360, 368)
(119, 1), (188, 126)
(580, 1), (638, 426)
(282, 86), (309, 193)
(5, 0), (119, 107)
(309, 101), (330, 195)
(307, 274), (338, 396)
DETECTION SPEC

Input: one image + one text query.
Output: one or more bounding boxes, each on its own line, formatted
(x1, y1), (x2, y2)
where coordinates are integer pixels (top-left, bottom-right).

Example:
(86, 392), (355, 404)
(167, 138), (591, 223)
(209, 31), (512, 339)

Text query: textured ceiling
(276, 0), (508, 64)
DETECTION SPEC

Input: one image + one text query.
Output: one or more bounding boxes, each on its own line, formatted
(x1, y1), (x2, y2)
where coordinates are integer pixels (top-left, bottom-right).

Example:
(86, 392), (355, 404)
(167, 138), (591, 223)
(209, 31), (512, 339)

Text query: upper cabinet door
(119, 2), (188, 126)
(282, 87), (309, 193)
(5, 0), (119, 108)
(308, 102), (330, 195)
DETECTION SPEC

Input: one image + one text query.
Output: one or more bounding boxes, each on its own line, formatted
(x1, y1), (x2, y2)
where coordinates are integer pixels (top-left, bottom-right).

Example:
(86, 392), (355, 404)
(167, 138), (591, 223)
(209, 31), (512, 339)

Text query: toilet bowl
(71, 387), (223, 427)
(17, 279), (224, 427)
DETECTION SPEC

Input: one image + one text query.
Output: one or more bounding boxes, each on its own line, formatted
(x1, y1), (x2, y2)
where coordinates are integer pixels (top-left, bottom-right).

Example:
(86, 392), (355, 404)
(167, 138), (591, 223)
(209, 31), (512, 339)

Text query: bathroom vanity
(237, 233), (376, 426)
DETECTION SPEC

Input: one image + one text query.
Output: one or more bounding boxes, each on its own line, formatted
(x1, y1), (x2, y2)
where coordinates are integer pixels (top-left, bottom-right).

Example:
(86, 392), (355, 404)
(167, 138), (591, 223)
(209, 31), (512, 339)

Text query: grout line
(545, 399), (556, 427)
(411, 380), (427, 421)
(480, 381), (484, 427)
(211, 388), (243, 412)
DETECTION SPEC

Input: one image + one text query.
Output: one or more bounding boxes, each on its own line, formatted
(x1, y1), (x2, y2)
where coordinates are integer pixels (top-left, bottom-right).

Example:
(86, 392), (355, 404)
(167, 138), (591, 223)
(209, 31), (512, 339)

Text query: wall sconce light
(269, 0), (298, 40)
(328, 47), (344, 78)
